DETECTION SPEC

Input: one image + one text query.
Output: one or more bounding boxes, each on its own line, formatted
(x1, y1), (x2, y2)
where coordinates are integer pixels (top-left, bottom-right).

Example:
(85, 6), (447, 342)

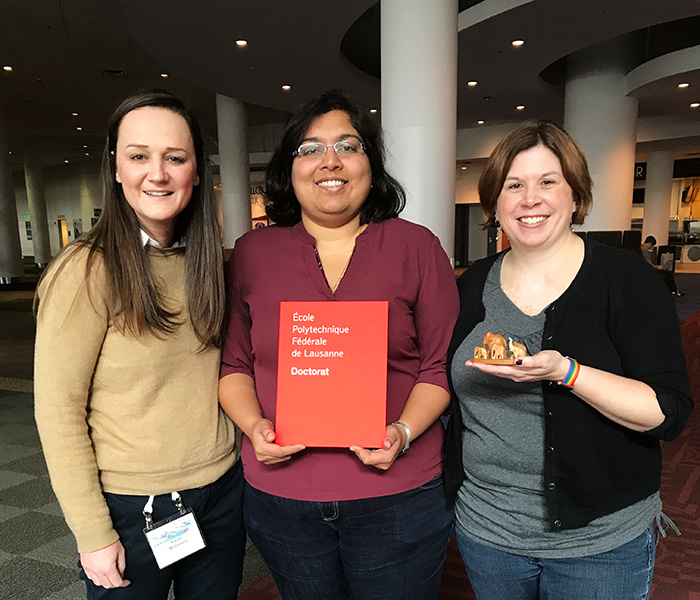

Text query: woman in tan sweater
(34, 90), (243, 599)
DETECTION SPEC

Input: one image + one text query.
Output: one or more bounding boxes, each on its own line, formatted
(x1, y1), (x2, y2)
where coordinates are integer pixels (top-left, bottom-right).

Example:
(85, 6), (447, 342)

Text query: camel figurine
(508, 337), (527, 359)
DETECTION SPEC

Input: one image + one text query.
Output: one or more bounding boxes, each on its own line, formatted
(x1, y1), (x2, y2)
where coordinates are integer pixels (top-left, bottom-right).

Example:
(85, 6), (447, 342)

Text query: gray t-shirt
(453, 254), (660, 558)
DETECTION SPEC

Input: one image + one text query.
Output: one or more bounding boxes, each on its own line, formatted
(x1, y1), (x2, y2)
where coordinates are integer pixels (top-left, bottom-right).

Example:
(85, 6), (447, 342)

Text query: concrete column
(564, 36), (639, 231)
(216, 94), (251, 248)
(0, 106), (23, 282)
(23, 152), (52, 266)
(642, 151), (674, 246)
(381, 0), (459, 259)
(80, 169), (94, 235)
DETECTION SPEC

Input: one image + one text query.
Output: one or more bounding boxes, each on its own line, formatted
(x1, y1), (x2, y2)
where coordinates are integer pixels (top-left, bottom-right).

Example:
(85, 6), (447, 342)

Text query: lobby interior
(1, 1), (700, 599)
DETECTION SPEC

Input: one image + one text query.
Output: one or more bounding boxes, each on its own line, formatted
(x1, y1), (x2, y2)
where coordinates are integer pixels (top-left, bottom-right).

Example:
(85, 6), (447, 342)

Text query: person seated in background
(641, 235), (684, 296)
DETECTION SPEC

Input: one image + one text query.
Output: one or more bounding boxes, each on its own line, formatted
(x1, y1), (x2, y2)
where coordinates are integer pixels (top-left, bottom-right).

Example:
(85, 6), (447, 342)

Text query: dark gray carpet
(0, 293), (268, 600)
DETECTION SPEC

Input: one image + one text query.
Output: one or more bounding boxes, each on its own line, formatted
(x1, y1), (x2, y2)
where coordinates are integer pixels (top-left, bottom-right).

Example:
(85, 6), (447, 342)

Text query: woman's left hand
(350, 424), (406, 471)
(466, 350), (569, 382)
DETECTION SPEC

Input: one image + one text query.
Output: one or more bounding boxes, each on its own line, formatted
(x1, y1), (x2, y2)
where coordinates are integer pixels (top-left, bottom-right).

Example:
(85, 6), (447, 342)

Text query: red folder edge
(275, 301), (388, 448)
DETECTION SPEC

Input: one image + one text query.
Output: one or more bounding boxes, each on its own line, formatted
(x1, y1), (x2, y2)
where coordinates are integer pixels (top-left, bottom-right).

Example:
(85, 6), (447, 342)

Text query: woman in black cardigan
(445, 121), (692, 600)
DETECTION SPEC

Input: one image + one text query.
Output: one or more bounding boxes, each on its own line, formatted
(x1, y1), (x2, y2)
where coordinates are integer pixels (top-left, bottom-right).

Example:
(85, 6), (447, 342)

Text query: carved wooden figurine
(474, 347), (488, 359)
(508, 337), (527, 359)
(473, 332), (528, 363)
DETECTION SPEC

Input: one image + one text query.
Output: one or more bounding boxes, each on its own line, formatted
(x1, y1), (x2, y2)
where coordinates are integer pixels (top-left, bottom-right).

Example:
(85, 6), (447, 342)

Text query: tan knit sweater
(34, 244), (237, 553)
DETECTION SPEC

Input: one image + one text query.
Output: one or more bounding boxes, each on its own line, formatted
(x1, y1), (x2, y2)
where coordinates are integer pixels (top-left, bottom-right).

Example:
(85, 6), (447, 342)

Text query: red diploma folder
(275, 301), (388, 448)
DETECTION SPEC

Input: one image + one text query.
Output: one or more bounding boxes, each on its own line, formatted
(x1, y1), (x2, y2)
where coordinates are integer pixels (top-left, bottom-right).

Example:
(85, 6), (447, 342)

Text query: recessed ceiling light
(236, 40), (247, 47)
(160, 73), (168, 78)
(467, 81), (477, 87)
(369, 108), (378, 113)
(516, 105), (525, 110)
(64, 160), (69, 164)
(76, 126), (82, 131)
(8, 151), (12, 155)
(85, 152), (90, 156)
(3, 65), (12, 72)
(678, 82), (689, 88)
(477, 120), (485, 125)
(461, 166), (467, 170)
(72, 112), (78, 116)
(282, 85), (291, 91)
(512, 40), (524, 47)
(83, 145), (88, 148)
(691, 103), (700, 108)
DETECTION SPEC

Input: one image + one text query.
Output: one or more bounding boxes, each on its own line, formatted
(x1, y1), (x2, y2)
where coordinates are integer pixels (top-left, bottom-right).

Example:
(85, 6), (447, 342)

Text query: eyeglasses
(293, 140), (365, 160)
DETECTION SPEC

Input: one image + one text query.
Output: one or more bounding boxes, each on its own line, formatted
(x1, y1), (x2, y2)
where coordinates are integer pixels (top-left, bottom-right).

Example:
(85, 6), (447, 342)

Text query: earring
(494, 218), (501, 229)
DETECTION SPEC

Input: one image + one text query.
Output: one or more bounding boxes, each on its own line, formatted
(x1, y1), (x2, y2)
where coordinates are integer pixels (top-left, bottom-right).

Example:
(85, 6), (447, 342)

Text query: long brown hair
(37, 90), (225, 347)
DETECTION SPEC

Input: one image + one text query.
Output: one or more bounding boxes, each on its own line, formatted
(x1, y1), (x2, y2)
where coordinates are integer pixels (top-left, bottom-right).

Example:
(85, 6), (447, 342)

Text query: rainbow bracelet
(557, 357), (580, 389)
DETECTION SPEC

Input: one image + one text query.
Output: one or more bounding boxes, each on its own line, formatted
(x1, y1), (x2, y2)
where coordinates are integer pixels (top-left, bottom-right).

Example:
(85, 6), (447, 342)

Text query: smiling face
(495, 145), (576, 251)
(115, 106), (199, 246)
(291, 110), (372, 230)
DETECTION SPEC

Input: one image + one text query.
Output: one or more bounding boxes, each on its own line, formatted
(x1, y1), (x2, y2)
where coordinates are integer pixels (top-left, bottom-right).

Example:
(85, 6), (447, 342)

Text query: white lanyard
(141, 491), (206, 569)
(143, 491), (185, 530)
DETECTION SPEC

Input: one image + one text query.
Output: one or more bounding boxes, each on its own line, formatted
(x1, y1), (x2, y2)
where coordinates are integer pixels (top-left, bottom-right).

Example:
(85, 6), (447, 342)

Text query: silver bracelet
(391, 421), (411, 454)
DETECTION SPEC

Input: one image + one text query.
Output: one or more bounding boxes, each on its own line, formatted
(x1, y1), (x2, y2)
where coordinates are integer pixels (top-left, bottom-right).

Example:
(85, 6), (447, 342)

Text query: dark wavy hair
(479, 120), (593, 228)
(264, 89), (405, 226)
(37, 89), (225, 347)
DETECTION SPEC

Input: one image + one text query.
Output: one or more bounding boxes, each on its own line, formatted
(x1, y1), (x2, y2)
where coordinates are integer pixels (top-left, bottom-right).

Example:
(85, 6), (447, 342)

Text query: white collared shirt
(140, 229), (184, 249)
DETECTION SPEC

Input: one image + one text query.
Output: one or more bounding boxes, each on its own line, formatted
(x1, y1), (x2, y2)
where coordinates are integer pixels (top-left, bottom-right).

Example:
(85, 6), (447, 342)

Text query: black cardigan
(445, 239), (693, 531)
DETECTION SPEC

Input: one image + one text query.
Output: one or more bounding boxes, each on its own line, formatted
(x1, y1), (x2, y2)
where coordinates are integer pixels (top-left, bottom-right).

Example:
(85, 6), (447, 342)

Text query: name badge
(142, 492), (206, 569)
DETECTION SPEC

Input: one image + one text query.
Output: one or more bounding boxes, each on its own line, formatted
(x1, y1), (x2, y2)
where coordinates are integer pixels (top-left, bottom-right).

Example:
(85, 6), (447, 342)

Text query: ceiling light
(3, 65), (12, 72)
(678, 82), (689, 88)
(467, 81), (477, 87)
(516, 105), (525, 110)
(477, 120), (484, 125)
(160, 73), (168, 78)
(691, 103), (700, 108)
(512, 40), (524, 47)
(72, 112), (78, 116)
(85, 152), (90, 156)
(369, 108), (378, 113)
(282, 85), (291, 91)
(461, 166), (467, 170)
(236, 40), (247, 47)
(83, 145), (88, 148)
(64, 160), (69, 164)
(76, 126), (82, 131)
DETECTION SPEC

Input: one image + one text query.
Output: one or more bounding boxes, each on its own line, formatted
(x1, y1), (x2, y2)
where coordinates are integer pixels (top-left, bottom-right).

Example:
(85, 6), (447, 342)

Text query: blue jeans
(455, 523), (656, 600)
(81, 462), (246, 600)
(244, 473), (454, 600)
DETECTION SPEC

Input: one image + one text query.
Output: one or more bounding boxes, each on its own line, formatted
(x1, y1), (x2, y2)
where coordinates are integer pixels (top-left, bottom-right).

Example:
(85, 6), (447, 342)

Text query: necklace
(314, 246), (355, 293)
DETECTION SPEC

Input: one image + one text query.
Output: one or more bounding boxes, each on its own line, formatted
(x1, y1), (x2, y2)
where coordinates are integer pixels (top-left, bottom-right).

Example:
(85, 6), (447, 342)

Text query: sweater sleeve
(34, 248), (118, 553)
(610, 253), (693, 441)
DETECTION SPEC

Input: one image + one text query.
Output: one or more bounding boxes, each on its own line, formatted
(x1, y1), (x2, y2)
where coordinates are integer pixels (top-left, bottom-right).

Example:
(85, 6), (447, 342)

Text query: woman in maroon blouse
(219, 90), (459, 599)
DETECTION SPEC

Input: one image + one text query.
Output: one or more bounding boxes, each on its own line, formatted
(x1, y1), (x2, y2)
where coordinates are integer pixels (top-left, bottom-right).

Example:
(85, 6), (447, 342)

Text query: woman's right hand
(79, 540), (130, 588)
(250, 418), (305, 465)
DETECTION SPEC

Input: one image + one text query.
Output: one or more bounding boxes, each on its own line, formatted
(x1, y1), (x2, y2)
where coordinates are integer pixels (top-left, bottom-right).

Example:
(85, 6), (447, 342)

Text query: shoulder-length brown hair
(265, 89), (405, 226)
(479, 120), (593, 228)
(37, 89), (224, 347)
